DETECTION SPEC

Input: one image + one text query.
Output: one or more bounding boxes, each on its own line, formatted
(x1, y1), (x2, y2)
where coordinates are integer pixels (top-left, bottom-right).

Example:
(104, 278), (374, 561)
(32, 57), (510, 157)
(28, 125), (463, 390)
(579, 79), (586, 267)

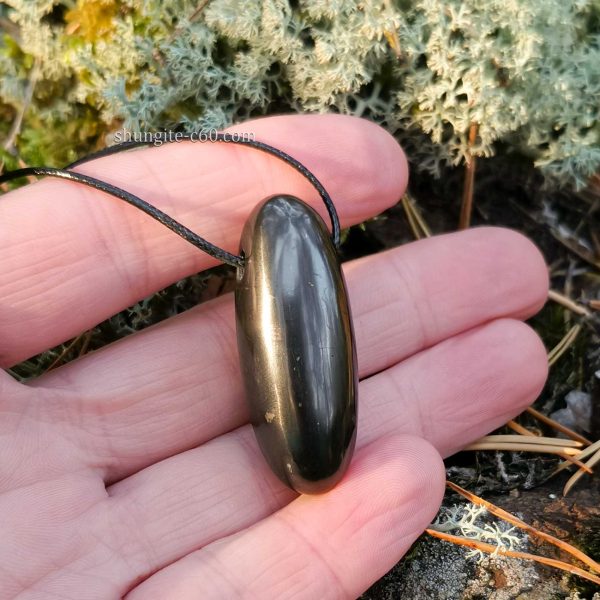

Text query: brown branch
(459, 123), (478, 229)
(548, 290), (591, 317)
(425, 529), (600, 585)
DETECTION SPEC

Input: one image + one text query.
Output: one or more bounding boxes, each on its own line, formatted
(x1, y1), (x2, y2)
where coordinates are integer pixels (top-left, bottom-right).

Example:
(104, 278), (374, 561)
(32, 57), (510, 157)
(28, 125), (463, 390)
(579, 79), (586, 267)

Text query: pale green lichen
(1, 0), (599, 187)
(431, 502), (523, 560)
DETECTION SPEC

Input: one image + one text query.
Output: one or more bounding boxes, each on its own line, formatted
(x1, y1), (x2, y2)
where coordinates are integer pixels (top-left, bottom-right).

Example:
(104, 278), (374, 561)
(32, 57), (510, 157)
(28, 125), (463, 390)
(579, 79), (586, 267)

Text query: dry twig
(446, 482), (600, 574)
(563, 444), (600, 496)
(526, 407), (593, 446)
(547, 323), (582, 367)
(548, 289), (591, 317)
(425, 529), (600, 586)
(402, 194), (432, 240)
(459, 123), (478, 229)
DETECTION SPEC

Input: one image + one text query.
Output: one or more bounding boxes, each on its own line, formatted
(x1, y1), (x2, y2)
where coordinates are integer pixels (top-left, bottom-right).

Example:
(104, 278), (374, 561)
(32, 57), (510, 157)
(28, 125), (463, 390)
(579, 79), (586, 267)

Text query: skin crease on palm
(0, 114), (549, 600)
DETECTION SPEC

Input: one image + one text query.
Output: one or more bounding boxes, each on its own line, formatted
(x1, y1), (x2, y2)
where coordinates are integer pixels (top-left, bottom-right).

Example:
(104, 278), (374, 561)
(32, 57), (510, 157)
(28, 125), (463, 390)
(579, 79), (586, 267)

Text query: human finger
(32, 228), (548, 480)
(0, 114), (407, 366)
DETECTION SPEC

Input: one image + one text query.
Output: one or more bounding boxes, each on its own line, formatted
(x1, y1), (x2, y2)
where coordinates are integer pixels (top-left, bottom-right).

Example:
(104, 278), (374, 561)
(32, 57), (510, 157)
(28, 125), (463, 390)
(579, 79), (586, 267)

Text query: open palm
(0, 115), (548, 599)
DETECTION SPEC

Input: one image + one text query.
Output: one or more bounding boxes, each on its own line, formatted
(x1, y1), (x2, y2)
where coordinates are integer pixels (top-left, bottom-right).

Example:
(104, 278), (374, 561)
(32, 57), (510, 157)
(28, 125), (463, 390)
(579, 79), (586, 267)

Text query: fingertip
(336, 434), (445, 547)
(443, 317), (548, 448)
(334, 115), (409, 213)
(316, 434), (445, 596)
(499, 318), (549, 408)
(375, 434), (445, 512)
(231, 114), (408, 220)
(473, 227), (550, 317)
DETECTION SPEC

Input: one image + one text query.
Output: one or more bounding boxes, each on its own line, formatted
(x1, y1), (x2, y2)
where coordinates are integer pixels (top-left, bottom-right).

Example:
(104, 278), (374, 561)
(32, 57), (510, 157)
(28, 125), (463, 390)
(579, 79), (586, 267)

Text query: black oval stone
(235, 195), (357, 494)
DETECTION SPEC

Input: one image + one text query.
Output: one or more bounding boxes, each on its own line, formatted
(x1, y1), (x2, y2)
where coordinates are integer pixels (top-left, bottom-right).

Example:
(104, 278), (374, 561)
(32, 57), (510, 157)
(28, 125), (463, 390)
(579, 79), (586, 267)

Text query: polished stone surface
(235, 195), (357, 494)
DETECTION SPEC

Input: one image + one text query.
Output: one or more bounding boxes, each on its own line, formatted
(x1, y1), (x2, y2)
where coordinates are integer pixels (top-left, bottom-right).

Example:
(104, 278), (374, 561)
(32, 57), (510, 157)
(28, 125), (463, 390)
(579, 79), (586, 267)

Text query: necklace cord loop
(0, 133), (341, 268)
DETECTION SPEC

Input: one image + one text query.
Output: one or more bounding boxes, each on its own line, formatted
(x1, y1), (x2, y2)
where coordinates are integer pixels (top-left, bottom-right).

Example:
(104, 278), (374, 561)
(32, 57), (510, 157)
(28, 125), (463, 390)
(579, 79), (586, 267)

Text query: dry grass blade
(506, 420), (537, 436)
(425, 529), (600, 585)
(548, 290), (591, 317)
(188, 0), (210, 22)
(402, 194), (431, 239)
(526, 407), (593, 446)
(447, 482), (523, 527)
(549, 229), (600, 270)
(471, 435), (582, 448)
(465, 441), (580, 456)
(447, 482), (600, 574)
(406, 194), (431, 237)
(552, 440), (600, 476)
(557, 456), (592, 474)
(564, 445), (600, 496)
(555, 439), (600, 474)
(3, 60), (38, 154)
(547, 323), (582, 367)
(78, 330), (93, 357)
(402, 195), (422, 240)
(383, 0), (402, 58)
(384, 30), (402, 58)
(506, 420), (592, 471)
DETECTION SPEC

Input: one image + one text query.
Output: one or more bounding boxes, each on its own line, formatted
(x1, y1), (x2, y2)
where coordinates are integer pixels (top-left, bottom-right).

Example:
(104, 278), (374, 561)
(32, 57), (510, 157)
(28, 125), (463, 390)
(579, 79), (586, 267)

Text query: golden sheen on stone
(235, 195), (357, 494)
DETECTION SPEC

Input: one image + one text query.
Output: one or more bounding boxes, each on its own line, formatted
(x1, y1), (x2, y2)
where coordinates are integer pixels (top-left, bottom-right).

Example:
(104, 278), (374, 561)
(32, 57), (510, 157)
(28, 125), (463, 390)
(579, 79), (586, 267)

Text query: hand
(0, 115), (548, 599)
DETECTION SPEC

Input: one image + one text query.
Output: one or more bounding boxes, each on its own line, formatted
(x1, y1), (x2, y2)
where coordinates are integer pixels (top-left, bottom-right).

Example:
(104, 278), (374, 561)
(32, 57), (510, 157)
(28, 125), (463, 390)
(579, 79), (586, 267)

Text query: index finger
(0, 114), (407, 366)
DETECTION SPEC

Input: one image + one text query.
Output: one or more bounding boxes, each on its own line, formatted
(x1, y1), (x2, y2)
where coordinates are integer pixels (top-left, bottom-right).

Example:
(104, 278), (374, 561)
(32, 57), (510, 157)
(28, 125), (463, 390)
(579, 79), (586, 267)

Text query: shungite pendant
(235, 195), (357, 494)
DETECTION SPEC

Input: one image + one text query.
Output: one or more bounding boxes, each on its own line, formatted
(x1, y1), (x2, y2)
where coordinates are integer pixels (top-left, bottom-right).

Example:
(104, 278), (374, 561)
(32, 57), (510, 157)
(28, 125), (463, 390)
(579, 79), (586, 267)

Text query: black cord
(0, 166), (244, 268)
(66, 134), (340, 248)
(0, 133), (341, 268)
